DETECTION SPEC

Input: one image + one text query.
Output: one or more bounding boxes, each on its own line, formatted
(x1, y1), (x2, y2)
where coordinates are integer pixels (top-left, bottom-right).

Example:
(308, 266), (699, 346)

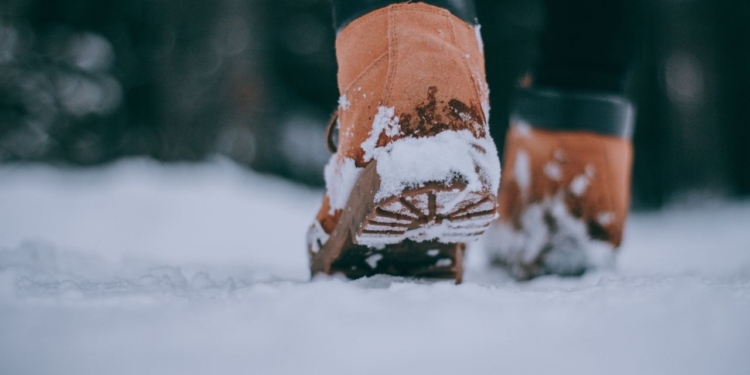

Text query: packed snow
(322, 105), (499, 218)
(372, 129), (500, 203)
(1, 158), (750, 375)
(323, 156), (361, 212)
(473, 25), (484, 55)
(338, 94), (350, 111)
(485, 194), (616, 279)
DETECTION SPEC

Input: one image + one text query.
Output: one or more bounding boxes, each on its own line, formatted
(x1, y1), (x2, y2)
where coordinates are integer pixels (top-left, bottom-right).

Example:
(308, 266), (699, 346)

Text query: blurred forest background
(0, 0), (748, 209)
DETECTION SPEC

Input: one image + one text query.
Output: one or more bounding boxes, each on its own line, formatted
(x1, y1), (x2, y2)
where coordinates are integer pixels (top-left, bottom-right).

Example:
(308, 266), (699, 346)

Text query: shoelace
(325, 110), (339, 153)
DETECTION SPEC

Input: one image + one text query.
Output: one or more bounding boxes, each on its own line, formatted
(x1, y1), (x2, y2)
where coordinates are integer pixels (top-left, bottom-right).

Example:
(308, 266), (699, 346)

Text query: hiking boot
(307, 3), (500, 283)
(485, 88), (634, 280)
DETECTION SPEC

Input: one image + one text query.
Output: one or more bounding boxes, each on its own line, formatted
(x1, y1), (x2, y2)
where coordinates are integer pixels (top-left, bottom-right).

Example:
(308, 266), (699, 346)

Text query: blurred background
(0, 0), (748, 209)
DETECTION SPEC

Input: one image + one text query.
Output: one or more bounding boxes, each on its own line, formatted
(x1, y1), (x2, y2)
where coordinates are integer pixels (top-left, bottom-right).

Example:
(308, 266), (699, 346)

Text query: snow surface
(1, 158), (750, 375)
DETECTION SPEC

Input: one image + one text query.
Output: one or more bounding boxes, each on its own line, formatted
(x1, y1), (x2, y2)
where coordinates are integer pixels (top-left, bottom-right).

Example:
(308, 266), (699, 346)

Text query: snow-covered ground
(1, 158), (749, 375)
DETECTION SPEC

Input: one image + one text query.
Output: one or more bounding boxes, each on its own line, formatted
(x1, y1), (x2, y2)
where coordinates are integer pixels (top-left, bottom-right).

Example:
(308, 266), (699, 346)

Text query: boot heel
(310, 160), (496, 283)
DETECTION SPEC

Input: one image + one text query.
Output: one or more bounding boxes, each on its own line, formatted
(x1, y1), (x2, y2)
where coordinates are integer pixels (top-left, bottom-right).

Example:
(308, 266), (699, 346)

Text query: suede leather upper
(334, 3), (489, 167)
(316, 3), (490, 235)
(497, 124), (633, 247)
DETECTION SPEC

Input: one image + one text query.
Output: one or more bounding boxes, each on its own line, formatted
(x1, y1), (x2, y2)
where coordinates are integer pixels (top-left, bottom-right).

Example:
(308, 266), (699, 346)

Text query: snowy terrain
(1, 158), (749, 375)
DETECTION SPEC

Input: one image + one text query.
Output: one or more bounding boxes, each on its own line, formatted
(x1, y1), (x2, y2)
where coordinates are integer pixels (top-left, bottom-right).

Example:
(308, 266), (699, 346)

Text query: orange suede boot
(307, 3), (500, 282)
(485, 88), (634, 280)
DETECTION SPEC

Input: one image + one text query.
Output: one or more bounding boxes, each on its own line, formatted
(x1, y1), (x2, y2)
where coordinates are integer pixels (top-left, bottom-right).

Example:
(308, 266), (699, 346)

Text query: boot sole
(310, 160), (497, 283)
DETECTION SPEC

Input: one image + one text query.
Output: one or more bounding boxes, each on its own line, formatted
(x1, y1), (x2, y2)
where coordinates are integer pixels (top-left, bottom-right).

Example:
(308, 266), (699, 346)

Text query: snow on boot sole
(310, 160), (497, 283)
